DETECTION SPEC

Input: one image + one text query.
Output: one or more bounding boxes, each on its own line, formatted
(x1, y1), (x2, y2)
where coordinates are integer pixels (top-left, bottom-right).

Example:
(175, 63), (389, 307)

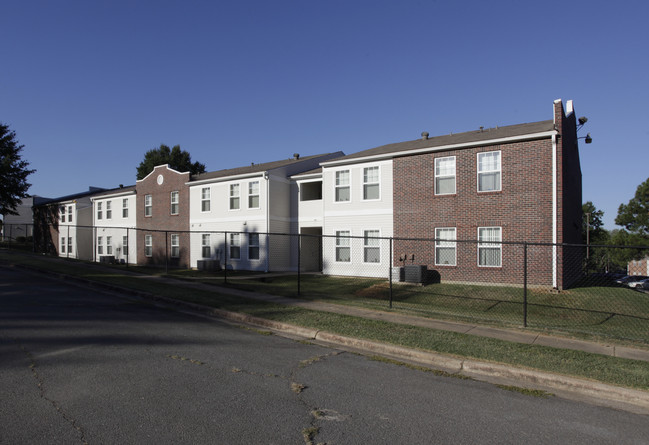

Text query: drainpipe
(552, 133), (558, 289)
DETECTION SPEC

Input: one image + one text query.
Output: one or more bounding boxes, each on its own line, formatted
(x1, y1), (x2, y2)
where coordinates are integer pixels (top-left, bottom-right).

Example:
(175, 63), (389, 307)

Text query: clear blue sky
(2, 0), (647, 230)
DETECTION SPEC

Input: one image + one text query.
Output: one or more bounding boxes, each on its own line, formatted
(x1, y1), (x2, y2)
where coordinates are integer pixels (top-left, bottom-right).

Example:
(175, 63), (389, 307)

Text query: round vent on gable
(157, 174), (164, 185)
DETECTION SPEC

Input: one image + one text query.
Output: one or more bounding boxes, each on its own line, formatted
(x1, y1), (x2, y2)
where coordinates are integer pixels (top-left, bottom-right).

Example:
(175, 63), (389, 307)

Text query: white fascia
(90, 191), (134, 201)
(187, 171), (265, 186)
(320, 131), (557, 168)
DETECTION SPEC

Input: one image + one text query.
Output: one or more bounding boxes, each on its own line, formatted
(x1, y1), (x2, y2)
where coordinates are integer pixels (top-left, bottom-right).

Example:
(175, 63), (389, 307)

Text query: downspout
(552, 133), (558, 289)
(265, 172), (270, 273)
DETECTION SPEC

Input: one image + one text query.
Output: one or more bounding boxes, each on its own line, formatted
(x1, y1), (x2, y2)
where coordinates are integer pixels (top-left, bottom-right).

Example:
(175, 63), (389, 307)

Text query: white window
(435, 156), (456, 195)
(478, 227), (502, 267)
(248, 233), (260, 260)
(97, 236), (103, 255)
(335, 230), (351, 262)
(478, 151), (501, 192)
(435, 228), (456, 266)
(97, 202), (103, 220)
(106, 201), (112, 219)
(170, 191), (179, 215)
(363, 167), (380, 200)
(60, 207), (66, 223)
(230, 184), (240, 210)
(202, 234), (211, 258)
(106, 236), (113, 255)
(144, 195), (152, 217)
(122, 236), (128, 251)
(201, 188), (211, 212)
(230, 233), (240, 259)
(61, 237), (66, 253)
(122, 199), (128, 218)
(335, 170), (350, 202)
(68, 206), (73, 223)
(170, 234), (179, 258)
(67, 237), (72, 254)
(248, 181), (260, 209)
(363, 230), (380, 263)
(145, 235), (153, 257)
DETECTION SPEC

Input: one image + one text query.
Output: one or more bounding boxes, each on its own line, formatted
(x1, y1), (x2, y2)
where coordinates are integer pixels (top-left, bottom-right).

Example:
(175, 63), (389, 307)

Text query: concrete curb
(8, 262), (649, 414)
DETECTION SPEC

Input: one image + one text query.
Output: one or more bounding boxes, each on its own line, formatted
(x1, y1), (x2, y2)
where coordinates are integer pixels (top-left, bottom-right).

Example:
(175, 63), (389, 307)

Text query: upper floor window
(170, 191), (179, 215)
(363, 167), (380, 200)
(249, 233), (260, 260)
(202, 234), (211, 258)
(230, 184), (240, 210)
(106, 201), (112, 219)
(201, 188), (211, 212)
(170, 234), (179, 258)
(122, 199), (129, 218)
(478, 151), (501, 192)
(335, 230), (351, 262)
(335, 170), (350, 202)
(248, 181), (260, 209)
(478, 227), (502, 267)
(435, 156), (456, 195)
(97, 202), (103, 220)
(435, 227), (457, 266)
(60, 206), (66, 223)
(144, 195), (152, 217)
(67, 206), (73, 223)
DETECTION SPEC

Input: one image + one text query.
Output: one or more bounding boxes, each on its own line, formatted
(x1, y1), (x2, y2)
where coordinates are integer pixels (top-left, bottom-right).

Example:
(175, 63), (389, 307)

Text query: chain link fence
(24, 223), (649, 344)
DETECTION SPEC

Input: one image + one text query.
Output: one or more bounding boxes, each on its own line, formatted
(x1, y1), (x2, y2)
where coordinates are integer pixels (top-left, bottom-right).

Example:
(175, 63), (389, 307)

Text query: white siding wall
(322, 159), (393, 278)
(93, 194), (138, 264)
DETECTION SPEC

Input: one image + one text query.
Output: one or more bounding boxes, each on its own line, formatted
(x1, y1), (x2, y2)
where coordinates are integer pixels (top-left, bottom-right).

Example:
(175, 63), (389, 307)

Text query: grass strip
(3, 250), (649, 390)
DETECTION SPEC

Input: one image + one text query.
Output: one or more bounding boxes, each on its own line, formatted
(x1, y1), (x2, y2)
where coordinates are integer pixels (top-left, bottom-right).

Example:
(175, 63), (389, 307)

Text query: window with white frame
(60, 207), (66, 223)
(145, 235), (153, 257)
(106, 236), (112, 255)
(97, 202), (103, 220)
(478, 151), (501, 192)
(363, 230), (380, 263)
(122, 236), (128, 252)
(229, 233), (240, 259)
(68, 206), (73, 223)
(435, 156), (456, 195)
(248, 181), (260, 209)
(363, 167), (380, 200)
(478, 227), (502, 267)
(61, 237), (66, 253)
(170, 191), (179, 215)
(144, 195), (152, 217)
(106, 201), (112, 219)
(201, 188), (211, 212)
(335, 170), (350, 202)
(202, 234), (211, 258)
(97, 236), (103, 255)
(170, 234), (179, 258)
(335, 230), (351, 262)
(230, 184), (240, 210)
(249, 233), (260, 260)
(122, 199), (128, 218)
(435, 228), (457, 266)
(67, 237), (72, 254)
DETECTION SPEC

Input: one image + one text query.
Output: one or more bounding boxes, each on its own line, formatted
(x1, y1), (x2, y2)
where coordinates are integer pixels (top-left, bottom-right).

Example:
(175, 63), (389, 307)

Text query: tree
(136, 144), (206, 180)
(615, 177), (649, 238)
(582, 201), (607, 245)
(0, 123), (35, 216)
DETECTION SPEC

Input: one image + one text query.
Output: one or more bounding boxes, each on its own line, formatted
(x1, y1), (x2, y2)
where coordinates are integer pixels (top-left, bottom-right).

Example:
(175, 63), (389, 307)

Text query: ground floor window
(97, 237), (103, 255)
(106, 236), (112, 255)
(249, 233), (260, 260)
(478, 227), (502, 267)
(230, 233), (240, 260)
(145, 235), (152, 257)
(202, 234), (211, 258)
(61, 237), (66, 254)
(363, 230), (380, 263)
(435, 227), (456, 266)
(171, 234), (180, 258)
(335, 230), (351, 262)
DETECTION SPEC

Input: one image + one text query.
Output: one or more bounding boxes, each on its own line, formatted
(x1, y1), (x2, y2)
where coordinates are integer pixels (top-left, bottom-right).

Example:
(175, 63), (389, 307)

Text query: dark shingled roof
(326, 120), (555, 163)
(191, 153), (336, 181)
(90, 185), (137, 198)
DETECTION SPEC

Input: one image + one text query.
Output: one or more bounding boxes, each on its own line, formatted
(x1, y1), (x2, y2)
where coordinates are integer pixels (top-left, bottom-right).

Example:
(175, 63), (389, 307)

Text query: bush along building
(301, 99), (583, 289)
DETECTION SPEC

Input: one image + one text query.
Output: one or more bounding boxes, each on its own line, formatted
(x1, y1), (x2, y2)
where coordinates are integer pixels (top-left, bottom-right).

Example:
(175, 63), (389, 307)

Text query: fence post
(126, 227), (129, 268)
(224, 231), (228, 284)
(389, 237), (393, 309)
(523, 242), (528, 328)
(297, 233), (301, 297)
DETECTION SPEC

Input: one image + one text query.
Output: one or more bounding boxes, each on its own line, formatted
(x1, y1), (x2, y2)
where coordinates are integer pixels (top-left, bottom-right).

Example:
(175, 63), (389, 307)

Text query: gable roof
(322, 120), (556, 166)
(190, 153), (338, 182)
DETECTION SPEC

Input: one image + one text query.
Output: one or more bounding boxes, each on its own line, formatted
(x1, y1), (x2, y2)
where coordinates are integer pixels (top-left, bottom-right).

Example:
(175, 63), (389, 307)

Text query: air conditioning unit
(404, 265), (427, 284)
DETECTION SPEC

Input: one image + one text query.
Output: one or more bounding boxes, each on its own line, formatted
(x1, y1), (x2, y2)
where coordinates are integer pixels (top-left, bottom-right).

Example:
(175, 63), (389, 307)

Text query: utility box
(392, 267), (405, 282)
(404, 265), (427, 284)
(99, 255), (115, 264)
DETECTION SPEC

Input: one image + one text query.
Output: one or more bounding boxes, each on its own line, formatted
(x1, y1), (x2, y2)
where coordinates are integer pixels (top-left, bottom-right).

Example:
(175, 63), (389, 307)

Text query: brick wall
(136, 166), (191, 268)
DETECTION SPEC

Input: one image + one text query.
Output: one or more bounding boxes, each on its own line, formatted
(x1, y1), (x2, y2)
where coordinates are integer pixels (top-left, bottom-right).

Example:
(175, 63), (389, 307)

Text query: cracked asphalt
(2, 266), (649, 445)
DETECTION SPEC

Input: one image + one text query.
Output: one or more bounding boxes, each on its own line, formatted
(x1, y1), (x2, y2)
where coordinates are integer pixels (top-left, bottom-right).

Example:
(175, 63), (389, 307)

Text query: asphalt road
(1, 266), (648, 444)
